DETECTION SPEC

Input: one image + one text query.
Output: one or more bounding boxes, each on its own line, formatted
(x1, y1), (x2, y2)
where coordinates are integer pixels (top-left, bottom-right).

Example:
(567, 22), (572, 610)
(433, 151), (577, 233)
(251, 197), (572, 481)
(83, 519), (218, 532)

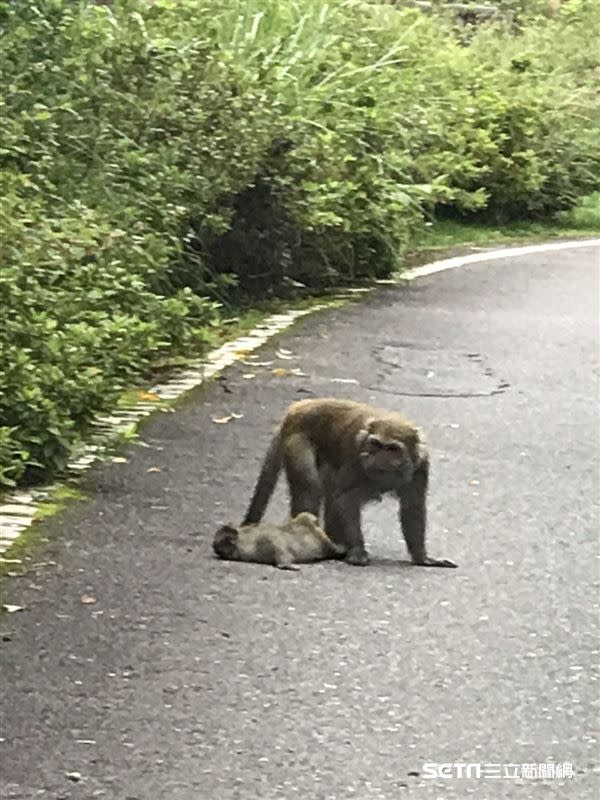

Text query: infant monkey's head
(213, 524), (240, 560)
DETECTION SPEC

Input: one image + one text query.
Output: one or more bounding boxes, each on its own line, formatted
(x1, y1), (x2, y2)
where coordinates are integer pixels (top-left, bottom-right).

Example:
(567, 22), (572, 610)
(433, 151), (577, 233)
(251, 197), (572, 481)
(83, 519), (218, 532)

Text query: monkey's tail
(242, 432), (283, 525)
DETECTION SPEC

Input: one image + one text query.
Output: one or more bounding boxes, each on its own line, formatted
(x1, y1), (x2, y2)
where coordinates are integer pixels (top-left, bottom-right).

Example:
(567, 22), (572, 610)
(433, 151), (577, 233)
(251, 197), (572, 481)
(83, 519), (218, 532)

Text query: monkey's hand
(415, 556), (458, 568)
(345, 547), (370, 567)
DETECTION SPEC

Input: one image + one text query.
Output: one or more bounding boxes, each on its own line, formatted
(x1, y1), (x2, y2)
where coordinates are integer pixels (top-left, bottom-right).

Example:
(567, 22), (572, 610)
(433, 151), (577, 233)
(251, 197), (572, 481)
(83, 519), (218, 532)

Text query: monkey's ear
(218, 524), (239, 538)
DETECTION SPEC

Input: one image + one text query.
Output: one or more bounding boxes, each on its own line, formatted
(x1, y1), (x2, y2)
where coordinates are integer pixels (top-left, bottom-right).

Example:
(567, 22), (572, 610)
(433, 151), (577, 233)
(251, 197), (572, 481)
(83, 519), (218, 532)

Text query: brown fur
(243, 399), (456, 568)
(213, 512), (346, 570)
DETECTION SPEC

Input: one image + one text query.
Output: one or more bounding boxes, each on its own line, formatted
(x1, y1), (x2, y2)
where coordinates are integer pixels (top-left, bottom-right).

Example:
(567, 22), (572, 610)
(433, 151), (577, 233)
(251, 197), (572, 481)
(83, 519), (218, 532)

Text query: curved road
(1, 244), (599, 799)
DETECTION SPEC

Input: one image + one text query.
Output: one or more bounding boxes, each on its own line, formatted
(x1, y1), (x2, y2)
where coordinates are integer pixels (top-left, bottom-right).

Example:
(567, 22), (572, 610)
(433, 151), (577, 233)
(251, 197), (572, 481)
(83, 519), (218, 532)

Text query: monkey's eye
(367, 435), (383, 449)
(385, 442), (403, 452)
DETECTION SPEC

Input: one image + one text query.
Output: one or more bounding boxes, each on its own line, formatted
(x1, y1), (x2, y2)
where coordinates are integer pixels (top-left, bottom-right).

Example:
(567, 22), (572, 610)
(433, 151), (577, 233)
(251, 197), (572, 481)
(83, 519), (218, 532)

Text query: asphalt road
(1, 244), (599, 800)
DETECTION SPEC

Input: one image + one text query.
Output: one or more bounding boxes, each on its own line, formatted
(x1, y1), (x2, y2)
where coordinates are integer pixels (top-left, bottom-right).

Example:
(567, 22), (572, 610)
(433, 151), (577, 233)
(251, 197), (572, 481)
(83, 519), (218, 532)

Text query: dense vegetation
(1, 0), (598, 487)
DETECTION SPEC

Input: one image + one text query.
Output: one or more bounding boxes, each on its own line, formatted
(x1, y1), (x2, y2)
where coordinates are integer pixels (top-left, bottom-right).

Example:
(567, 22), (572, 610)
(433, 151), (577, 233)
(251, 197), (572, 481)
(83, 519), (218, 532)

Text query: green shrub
(1, 0), (598, 486)
(461, 10), (600, 219)
(0, 177), (217, 484)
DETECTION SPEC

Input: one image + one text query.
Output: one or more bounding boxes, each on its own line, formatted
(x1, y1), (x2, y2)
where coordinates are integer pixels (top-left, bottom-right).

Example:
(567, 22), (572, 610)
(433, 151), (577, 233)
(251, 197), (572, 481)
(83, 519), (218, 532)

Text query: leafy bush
(461, 8), (600, 219)
(0, 177), (217, 484)
(1, 0), (598, 486)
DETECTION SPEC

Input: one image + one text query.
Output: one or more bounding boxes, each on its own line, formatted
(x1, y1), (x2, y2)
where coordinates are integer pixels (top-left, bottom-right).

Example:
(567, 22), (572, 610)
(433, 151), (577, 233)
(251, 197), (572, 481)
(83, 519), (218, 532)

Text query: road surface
(1, 244), (599, 799)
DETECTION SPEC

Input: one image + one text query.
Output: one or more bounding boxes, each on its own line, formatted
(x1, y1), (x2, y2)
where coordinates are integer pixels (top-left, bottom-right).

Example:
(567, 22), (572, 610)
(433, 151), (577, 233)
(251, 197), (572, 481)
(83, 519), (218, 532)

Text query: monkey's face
(213, 525), (240, 560)
(358, 420), (419, 484)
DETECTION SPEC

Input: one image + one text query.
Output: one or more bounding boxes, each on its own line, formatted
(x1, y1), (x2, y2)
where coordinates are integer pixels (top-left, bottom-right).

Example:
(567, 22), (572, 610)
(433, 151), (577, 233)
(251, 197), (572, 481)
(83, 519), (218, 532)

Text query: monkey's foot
(345, 547), (370, 567)
(416, 556), (458, 568)
(276, 563), (301, 571)
(328, 543), (348, 560)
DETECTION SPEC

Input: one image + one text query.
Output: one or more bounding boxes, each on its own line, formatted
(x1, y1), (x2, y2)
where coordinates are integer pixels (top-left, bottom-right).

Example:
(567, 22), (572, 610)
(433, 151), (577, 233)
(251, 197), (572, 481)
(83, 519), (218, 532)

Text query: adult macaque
(213, 512), (345, 570)
(243, 398), (456, 568)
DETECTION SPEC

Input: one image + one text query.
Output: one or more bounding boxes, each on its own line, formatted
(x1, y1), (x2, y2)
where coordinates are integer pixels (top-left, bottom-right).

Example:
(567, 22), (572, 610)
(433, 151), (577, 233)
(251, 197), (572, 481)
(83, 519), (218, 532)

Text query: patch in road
(371, 343), (510, 398)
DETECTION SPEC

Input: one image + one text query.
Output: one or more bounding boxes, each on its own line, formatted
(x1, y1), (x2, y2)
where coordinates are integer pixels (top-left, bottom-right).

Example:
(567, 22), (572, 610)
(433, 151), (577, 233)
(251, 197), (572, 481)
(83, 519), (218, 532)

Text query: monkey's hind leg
(255, 535), (300, 570)
(284, 433), (322, 517)
(274, 546), (301, 571)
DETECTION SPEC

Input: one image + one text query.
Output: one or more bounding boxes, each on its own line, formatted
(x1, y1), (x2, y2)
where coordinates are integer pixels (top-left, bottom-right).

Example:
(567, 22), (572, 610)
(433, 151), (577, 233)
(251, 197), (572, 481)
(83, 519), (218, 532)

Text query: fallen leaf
(275, 349), (295, 360)
(242, 373), (256, 380)
(469, 480), (480, 486)
(146, 466), (162, 473)
(330, 378), (358, 385)
(278, 348), (293, 356)
(230, 412), (244, 419)
(111, 456), (128, 463)
(272, 367), (306, 378)
(65, 772), (82, 783)
(136, 391), (160, 402)
(2, 604), (23, 613)
(80, 594), (97, 605)
(233, 348), (254, 357)
(0, 558), (22, 565)
(212, 415), (233, 424)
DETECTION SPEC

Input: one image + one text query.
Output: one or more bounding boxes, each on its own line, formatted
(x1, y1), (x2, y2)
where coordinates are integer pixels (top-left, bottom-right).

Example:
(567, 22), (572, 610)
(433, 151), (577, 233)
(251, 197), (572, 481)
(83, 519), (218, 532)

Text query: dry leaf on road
(272, 368), (306, 378)
(80, 594), (97, 605)
(212, 413), (243, 424)
(2, 604), (23, 613)
(136, 391), (160, 402)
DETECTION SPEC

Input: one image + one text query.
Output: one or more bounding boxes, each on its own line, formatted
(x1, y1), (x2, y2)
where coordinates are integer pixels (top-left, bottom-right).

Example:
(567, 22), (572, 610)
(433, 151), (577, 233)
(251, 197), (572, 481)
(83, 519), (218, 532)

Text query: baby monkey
(213, 512), (345, 570)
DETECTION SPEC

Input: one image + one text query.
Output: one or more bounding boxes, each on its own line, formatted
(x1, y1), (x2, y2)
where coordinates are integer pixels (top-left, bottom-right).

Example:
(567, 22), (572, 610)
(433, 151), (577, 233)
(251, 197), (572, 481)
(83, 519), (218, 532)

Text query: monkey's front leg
(399, 466), (457, 569)
(325, 489), (369, 567)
